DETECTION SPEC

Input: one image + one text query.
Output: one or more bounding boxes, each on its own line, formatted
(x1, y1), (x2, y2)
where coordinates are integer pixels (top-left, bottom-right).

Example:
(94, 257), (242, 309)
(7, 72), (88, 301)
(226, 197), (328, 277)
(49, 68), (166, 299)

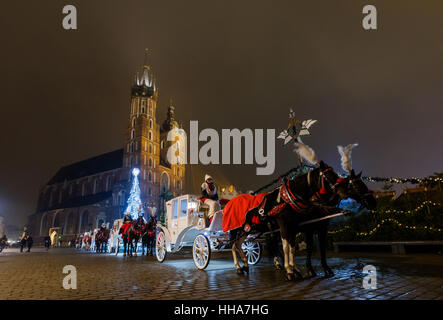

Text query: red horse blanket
(222, 193), (267, 232)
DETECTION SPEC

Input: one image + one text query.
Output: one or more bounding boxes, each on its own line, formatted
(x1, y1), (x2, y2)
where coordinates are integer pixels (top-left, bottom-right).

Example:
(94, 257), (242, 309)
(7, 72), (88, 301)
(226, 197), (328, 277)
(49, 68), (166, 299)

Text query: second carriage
(155, 194), (262, 269)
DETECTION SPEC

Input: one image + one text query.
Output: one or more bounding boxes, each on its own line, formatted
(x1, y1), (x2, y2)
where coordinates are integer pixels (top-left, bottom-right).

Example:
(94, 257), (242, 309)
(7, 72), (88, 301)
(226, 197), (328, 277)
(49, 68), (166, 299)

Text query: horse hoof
(236, 268), (243, 275)
(324, 267), (334, 277)
(286, 273), (295, 281)
(242, 266), (249, 274)
(306, 266), (317, 278)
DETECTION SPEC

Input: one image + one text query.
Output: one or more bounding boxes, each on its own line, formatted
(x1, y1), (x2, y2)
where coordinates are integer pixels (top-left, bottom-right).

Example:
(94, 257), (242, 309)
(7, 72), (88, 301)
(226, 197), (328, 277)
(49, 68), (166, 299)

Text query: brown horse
(119, 219), (145, 257)
(141, 216), (157, 256)
(95, 228), (110, 253)
(227, 161), (349, 280)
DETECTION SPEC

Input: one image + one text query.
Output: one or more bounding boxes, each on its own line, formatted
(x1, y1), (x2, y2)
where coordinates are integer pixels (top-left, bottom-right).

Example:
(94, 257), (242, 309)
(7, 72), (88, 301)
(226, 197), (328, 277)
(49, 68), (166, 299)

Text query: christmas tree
(125, 168), (144, 220)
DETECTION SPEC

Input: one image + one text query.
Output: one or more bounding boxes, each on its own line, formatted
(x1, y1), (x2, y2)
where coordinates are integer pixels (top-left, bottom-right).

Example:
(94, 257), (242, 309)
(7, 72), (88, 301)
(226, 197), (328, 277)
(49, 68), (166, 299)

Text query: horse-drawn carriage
(155, 194), (262, 270)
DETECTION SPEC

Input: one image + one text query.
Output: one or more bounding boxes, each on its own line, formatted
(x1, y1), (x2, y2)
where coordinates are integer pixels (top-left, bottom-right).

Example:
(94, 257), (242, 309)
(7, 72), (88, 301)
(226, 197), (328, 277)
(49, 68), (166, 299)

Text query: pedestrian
(44, 235), (51, 250)
(26, 236), (33, 252)
(20, 226), (29, 253)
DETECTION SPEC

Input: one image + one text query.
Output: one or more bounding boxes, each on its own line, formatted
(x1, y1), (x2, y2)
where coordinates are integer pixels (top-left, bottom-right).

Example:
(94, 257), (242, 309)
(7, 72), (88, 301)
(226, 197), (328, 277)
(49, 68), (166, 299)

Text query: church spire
(132, 48), (156, 97)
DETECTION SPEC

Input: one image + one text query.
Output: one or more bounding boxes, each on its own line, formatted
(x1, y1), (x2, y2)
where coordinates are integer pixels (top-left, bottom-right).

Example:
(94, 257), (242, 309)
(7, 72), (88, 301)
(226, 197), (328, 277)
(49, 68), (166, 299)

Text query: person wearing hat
(123, 212), (133, 224)
(201, 174), (220, 225)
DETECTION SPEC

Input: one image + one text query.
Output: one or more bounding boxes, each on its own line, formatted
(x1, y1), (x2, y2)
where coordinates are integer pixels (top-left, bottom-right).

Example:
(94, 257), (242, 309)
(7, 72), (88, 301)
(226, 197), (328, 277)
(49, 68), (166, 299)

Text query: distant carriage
(155, 194), (262, 270)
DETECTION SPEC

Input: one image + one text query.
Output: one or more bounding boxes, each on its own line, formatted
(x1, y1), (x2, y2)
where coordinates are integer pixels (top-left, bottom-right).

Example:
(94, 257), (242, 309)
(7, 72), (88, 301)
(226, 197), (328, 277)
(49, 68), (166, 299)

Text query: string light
(363, 176), (443, 184)
(369, 200), (442, 215)
(329, 218), (442, 237)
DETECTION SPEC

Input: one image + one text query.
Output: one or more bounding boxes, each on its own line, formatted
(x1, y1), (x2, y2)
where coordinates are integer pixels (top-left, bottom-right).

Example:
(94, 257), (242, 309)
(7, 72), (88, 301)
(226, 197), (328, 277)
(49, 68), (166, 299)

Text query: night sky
(1, 1), (442, 227)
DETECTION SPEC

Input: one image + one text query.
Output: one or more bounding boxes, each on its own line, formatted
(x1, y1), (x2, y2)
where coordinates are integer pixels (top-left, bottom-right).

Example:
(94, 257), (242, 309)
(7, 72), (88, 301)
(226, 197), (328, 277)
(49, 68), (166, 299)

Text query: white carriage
(155, 194), (262, 270)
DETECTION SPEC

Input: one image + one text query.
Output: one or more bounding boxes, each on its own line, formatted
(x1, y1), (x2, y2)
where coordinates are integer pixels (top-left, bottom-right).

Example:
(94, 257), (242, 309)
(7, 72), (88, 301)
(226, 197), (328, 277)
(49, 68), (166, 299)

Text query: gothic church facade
(27, 51), (185, 243)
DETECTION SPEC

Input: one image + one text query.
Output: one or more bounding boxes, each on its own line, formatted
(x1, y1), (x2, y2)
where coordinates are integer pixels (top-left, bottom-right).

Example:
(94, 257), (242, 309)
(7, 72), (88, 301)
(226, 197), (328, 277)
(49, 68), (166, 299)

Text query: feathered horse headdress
(337, 143), (358, 174)
(293, 140), (318, 165)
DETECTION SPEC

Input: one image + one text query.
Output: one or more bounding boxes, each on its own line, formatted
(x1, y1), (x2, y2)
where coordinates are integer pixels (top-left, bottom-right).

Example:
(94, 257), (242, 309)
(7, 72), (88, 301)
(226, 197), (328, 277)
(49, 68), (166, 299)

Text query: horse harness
(245, 168), (346, 233)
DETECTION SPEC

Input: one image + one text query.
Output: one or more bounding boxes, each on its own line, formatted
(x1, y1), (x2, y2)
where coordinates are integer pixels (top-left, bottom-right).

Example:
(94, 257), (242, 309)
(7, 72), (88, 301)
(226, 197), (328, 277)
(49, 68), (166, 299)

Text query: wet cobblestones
(0, 248), (442, 300)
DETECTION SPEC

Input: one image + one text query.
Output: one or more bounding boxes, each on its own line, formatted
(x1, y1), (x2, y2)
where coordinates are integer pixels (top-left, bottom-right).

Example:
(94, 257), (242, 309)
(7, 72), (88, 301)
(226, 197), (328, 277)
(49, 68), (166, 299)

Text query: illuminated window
(180, 198), (187, 217)
(172, 199), (178, 219)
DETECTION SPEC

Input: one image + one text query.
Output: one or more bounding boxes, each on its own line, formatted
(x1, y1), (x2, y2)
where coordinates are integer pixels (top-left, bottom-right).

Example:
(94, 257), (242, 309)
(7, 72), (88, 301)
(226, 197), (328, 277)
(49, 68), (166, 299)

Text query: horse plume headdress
(337, 143), (358, 174)
(293, 140), (318, 165)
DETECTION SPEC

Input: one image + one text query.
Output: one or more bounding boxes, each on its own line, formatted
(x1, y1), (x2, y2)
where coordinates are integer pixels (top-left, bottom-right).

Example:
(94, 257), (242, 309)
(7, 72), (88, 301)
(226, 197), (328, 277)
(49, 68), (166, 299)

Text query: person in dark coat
(20, 227), (30, 253)
(26, 236), (33, 252)
(44, 236), (51, 250)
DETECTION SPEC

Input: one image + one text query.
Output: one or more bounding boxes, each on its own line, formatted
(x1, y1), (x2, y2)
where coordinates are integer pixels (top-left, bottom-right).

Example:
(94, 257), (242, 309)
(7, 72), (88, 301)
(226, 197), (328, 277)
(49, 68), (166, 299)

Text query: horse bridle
(347, 177), (373, 207)
(308, 167), (346, 203)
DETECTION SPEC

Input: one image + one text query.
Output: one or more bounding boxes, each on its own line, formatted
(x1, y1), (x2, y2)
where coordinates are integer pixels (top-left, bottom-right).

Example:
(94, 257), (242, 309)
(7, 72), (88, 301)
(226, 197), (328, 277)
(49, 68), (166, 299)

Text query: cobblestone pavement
(0, 248), (442, 300)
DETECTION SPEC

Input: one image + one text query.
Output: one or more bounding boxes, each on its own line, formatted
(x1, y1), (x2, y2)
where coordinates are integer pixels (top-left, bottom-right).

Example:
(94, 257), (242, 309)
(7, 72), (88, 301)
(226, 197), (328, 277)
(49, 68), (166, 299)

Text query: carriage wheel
(156, 231), (167, 263)
(193, 234), (211, 270)
(241, 240), (261, 265)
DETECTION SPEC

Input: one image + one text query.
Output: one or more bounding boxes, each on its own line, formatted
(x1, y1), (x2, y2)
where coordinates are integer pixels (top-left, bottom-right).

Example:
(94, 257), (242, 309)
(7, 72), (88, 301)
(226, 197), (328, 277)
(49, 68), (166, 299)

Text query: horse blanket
(222, 193), (267, 232)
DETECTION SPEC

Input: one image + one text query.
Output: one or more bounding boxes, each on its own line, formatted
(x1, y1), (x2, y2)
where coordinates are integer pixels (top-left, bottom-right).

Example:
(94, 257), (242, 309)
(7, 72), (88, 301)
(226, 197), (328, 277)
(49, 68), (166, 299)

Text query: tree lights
(125, 168), (144, 220)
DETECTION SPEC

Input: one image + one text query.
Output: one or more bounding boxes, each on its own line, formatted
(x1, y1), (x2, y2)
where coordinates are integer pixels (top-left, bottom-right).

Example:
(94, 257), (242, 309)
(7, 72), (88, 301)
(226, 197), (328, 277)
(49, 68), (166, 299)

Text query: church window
(149, 143), (152, 153)
(149, 119), (153, 129)
(148, 187), (152, 196)
(93, 179), (98, 194)
(141, 100), (146, 114)
(148, 158), (153, 168)
(148, 130), (153, 141)
(131, 129), (135, 140)
(148, 171), (152, 182)
(132, 117), (136, 127)
(130, 142), (134, 153)
(106, 176), (111, 191)
(81, 183), (86, 196)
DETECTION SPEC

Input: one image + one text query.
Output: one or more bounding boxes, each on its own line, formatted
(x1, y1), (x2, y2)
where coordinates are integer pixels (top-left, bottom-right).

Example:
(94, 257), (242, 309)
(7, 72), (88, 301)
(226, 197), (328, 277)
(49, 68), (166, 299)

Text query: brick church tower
(123, 49), (185, 218)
